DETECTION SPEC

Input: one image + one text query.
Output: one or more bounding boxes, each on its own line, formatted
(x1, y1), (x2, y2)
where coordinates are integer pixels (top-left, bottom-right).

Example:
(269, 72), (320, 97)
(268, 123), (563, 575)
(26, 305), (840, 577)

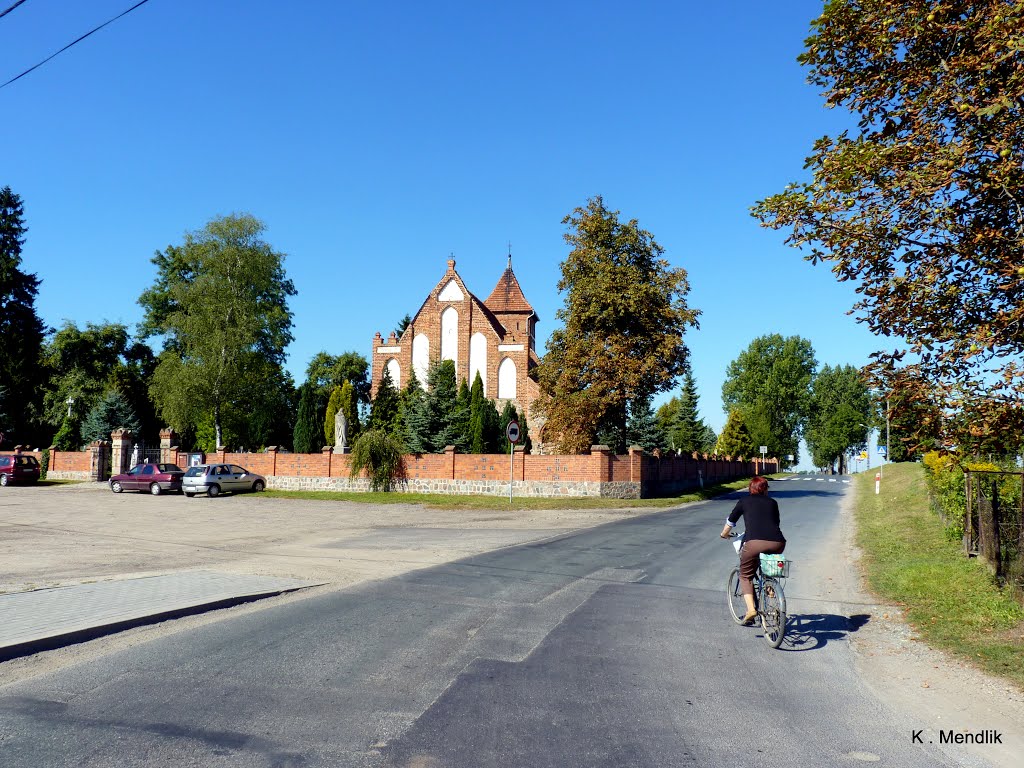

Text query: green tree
(369, 366), (401, 437)
(535, 196), (700, 453)
(658, 370), (707, 454)
(395, 314), (412, 338)
(401, 370), (430, 453)
(717, 409), (755, 458)
(626, 397), (664, 453)
(721, 334), (817, 460)
(805, 365), (873, 473)
(0, 186), (46, 445)
(41, 323), (160, 443)
(292, 382), (322, 453)
(452, 378), (472, 452)
(305, 351), (370, 408)
(324, 386), (343, 446)
(698, 423), (718, 455)
(52, 414), (80, 451)
(339, 380), (361, 444)
(655, 398), (681, 450)
(80, 391), (140, 445)
(418, 360), (460, 452)
(469, 373), (487, 453)
(349, 429), (404, 492)
(140, 213), (296, 449)
(753, 2), (1024, 451)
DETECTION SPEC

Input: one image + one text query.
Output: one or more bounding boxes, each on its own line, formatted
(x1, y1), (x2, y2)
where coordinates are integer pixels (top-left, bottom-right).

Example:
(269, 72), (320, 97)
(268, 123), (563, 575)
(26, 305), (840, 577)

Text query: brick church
(371, 258), (541, 426)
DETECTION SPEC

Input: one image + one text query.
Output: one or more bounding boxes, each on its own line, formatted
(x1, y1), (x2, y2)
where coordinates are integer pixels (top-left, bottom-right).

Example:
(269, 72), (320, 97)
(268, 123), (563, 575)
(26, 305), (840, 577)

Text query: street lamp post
(884, 396), (890, 479)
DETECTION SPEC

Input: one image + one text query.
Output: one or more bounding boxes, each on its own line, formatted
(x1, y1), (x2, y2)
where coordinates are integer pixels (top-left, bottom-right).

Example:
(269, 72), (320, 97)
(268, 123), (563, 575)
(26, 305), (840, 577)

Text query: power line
(1, 0), (153, 90)
(0, 1), (31, 21)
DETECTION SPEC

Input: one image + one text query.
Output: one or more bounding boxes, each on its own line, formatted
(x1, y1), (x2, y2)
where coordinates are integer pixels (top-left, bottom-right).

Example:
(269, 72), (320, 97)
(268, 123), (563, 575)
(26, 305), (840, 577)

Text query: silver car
(182, 463), (266, 498)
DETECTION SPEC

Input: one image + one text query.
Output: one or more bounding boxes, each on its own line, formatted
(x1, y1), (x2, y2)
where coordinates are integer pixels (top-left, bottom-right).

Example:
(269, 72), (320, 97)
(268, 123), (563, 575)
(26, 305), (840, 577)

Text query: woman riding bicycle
(719, 475), (785, 625)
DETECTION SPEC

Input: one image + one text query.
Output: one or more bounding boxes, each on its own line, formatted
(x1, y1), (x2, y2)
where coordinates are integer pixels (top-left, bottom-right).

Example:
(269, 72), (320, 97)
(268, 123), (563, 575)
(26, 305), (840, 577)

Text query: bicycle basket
(759, 554), (790, 578)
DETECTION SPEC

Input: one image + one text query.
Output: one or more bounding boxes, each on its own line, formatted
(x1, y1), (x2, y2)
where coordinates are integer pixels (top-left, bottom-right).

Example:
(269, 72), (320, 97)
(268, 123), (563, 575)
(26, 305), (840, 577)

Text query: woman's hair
(749, 476), (769, 495)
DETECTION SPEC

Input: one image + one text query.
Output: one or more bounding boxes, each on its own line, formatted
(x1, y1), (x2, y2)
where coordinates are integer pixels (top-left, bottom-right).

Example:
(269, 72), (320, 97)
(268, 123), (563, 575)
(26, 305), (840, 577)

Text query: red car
(0, 454), (41, 486)
(109, 463), (184, 495)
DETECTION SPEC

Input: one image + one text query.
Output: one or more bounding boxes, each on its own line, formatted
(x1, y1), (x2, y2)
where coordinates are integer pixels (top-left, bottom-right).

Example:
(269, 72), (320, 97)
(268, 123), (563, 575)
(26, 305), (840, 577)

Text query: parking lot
(0, 482), (651, 595)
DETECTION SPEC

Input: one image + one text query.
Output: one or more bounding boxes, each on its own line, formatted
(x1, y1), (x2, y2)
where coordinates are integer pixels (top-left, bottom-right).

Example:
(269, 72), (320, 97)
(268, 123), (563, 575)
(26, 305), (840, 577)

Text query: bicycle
(725, 533), (789, 648)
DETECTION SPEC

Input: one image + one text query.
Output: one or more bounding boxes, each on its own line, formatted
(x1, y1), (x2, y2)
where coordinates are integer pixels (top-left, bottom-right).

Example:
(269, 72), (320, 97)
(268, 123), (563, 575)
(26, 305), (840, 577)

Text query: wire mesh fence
(965, 470), (1024, 599)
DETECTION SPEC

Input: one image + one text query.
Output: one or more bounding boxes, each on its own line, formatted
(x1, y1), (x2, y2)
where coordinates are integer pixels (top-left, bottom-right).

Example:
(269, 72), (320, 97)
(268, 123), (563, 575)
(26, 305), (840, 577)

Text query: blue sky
(1, 1), (888, 466)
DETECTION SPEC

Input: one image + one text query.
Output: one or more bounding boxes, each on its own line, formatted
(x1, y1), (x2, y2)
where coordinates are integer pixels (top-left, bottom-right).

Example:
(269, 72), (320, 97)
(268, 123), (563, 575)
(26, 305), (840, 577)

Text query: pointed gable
(403, 258), (506, 342)
(483, 263), (535, 316)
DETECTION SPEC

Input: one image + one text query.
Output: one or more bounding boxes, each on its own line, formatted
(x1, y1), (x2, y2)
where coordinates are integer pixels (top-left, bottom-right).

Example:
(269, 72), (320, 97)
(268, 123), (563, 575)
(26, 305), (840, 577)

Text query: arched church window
(469, 333), (487, 391)
(413, 334), (429, 387)
(385, 358), (400, 389)
(498, 357), (517, 399)
(441, 307), (458, 366)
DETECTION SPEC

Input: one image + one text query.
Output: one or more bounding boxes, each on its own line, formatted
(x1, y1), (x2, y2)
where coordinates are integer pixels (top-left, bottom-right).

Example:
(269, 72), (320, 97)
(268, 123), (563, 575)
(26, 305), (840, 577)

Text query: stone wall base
(267, 476), (617, 498)
(46, 470), (92, 482)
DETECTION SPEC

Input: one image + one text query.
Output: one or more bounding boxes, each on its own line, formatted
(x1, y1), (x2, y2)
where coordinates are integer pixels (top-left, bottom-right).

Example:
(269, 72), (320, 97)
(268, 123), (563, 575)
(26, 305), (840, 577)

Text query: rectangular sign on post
(877, 446), (887, 456)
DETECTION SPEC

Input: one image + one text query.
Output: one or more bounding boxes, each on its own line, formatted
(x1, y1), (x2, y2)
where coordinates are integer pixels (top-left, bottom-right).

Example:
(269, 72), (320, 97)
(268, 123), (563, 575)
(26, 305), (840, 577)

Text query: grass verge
(261, 476), (764, 510)
(854, 462), (1024, 687)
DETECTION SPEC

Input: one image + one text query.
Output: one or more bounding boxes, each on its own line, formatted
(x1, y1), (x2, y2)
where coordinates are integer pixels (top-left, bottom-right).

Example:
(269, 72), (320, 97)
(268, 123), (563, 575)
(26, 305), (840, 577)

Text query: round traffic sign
(506, 420), (521, 444)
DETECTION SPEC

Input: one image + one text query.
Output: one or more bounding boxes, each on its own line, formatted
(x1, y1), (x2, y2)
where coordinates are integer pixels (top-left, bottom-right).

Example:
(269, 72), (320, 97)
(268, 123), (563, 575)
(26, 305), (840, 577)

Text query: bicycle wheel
(760, 577), (787, 648)
(726, 568), (746, 624)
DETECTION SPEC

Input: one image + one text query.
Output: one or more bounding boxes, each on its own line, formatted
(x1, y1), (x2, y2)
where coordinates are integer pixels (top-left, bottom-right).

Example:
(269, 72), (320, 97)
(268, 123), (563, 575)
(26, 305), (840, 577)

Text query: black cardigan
(728, 494), (785, 543)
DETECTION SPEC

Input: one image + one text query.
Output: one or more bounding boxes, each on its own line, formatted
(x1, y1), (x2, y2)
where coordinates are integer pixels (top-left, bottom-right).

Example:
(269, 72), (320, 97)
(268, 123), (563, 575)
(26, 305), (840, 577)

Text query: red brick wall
(156, 446), (777, 496)
(47, 450), (90, 473)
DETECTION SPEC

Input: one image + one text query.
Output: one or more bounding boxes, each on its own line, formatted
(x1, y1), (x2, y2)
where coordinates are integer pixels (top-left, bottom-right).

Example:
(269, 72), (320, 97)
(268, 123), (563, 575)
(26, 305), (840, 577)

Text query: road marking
(828, 479), (837, 483)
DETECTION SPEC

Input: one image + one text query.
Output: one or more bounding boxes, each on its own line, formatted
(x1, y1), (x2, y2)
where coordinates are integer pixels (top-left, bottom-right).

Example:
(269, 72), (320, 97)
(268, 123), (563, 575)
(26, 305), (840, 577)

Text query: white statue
(130, 444), (139, 467)
(334, 410), (348, 453)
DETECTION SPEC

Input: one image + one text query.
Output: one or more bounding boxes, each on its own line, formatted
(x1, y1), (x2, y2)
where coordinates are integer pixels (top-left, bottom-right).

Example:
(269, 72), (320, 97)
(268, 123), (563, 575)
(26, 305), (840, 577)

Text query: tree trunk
(214, 402), (222, 450)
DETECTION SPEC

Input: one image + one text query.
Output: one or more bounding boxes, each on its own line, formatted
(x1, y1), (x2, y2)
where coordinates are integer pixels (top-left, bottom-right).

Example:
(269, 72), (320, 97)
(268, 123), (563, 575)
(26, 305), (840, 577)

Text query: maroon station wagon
(0, 454), (41, 486)
(109, 463), (184, 495)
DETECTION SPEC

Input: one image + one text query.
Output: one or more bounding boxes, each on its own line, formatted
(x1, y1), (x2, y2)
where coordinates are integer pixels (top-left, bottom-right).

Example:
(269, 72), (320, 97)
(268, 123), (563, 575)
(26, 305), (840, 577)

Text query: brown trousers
(739, 539), (786, 596)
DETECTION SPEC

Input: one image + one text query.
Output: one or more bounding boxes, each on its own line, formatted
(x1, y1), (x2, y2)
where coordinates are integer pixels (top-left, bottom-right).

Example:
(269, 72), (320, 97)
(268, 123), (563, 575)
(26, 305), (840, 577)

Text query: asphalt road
(0, 476), (988, 767)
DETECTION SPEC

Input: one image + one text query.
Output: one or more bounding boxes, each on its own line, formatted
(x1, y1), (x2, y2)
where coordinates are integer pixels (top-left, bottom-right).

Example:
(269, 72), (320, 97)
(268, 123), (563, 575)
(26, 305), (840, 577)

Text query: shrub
(349, 429), (404, 492)
(40, 448), (49, 480)
(922, 451), (1018, 542)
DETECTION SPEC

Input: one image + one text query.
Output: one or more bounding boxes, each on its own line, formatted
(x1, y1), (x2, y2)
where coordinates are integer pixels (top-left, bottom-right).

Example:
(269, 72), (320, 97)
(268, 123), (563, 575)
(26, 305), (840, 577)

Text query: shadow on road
(778, 612), (871, 652)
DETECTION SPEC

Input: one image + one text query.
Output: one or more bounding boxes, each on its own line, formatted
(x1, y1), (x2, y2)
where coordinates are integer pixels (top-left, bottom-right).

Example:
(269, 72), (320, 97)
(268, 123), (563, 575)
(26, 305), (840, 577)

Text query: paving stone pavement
(0, 571), (319, 655)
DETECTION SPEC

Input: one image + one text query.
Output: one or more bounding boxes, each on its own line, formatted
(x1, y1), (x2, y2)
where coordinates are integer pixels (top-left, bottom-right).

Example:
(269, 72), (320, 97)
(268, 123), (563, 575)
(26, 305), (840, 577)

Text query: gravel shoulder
(829, 480), (1024, 768)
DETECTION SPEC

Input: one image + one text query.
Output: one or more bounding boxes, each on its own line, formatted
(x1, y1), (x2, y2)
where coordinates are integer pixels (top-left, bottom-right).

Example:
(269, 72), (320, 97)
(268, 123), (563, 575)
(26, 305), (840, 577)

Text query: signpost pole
(506, 420), (520, 504)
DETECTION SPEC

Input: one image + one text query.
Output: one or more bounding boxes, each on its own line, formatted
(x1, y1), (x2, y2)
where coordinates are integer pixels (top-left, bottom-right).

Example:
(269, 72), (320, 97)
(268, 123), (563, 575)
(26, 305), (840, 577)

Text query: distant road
(0, 475), (983, 767)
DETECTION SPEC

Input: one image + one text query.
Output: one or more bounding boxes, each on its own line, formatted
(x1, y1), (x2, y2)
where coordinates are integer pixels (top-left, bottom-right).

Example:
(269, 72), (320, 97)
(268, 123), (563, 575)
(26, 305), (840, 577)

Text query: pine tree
(0, 186), (46, 445)
(451, 378), (471, 452)
(324, 386), (343, 446)
(426, 360), (460, 451)
(469, 373), (486, 453)
(369, 366), (401, 437)
(717, 409), (755, 458)
(401, 371), (430, 453)
(292, 382), (321, 453)
(626, 398), (664, 452)
(698, 423), (717, 455)
(673, 370), (703, 454)
(483, 399), (503, 453)
(80, 391), (140, 445)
